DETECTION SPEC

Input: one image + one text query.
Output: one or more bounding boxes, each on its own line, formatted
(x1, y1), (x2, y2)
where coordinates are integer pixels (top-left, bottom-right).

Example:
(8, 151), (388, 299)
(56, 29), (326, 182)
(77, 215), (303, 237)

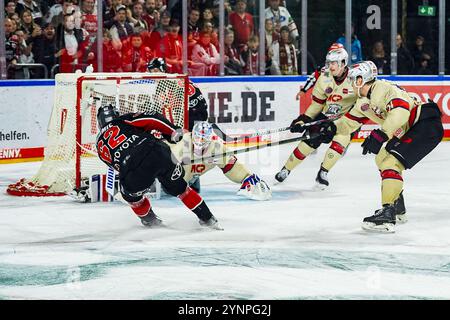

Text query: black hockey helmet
(147, 57), (167, 73)
(97, 104), (119, 129)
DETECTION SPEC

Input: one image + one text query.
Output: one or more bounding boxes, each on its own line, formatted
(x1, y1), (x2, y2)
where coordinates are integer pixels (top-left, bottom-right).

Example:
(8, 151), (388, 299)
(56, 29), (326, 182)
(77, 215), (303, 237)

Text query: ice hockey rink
(1, 141), (449, 300)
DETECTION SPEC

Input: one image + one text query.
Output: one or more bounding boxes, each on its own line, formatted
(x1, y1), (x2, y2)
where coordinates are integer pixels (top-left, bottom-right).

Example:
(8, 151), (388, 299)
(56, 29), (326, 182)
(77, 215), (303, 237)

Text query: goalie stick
(211, 113), (342, 143)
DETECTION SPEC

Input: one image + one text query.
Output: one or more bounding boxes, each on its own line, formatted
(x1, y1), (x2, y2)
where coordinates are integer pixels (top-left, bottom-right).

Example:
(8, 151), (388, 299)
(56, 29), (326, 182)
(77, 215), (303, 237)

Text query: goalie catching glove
(237, 174), (272, 201)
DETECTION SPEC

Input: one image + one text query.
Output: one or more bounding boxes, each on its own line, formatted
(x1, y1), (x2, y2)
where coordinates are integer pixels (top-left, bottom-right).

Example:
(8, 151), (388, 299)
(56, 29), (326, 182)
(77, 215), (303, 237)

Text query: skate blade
(272, 177), (286, 185)
(313, 182), (328, 191)
(201, 224), (224, 231)
(396, 214), (408, 224)
(361, 222), (395, 233)
(141, 219), (164, 228)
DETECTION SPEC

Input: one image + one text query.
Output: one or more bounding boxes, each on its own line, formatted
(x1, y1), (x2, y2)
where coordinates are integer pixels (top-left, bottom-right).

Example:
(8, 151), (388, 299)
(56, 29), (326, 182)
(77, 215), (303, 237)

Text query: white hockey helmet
(325, 43), (349, 68)
(192, 121), (214, 150)
(348, 60), (378, 86)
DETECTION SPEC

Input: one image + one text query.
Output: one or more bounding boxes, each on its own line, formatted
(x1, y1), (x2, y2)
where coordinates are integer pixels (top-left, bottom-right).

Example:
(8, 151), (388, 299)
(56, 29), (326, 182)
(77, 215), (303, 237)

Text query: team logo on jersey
(326, 104), (342, 115)
(171, 163), (183, 180)
(361, 103), (370, 112)
(151, 130), (162, 139)
(325, 87), (333, 94)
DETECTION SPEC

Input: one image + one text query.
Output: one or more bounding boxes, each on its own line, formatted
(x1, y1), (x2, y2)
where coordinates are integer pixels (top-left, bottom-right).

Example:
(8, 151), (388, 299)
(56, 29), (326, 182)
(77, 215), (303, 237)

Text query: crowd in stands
(3, 0), (440, 78)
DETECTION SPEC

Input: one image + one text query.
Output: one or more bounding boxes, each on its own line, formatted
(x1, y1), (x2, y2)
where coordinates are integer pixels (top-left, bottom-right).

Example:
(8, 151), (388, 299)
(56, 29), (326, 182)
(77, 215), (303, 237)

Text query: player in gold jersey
(169, 122), (272, 201)
(343, 61), (443, 233)
(275, 43), (358, 189)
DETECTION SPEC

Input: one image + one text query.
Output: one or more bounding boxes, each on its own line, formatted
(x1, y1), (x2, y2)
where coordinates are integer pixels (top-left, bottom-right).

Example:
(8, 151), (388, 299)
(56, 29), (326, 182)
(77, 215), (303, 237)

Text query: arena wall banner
(0, 81), (55, 162)
(0, 76), (449, 163)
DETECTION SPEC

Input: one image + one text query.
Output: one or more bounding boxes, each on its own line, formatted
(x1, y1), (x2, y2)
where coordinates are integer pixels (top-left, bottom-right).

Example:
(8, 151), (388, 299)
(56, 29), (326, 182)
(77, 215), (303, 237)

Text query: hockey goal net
(7, 72), (189, 196)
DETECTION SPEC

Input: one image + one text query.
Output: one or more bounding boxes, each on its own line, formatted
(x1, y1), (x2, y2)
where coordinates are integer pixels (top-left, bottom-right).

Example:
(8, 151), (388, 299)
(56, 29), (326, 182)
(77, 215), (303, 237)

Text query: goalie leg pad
(237, 174), (272, 201)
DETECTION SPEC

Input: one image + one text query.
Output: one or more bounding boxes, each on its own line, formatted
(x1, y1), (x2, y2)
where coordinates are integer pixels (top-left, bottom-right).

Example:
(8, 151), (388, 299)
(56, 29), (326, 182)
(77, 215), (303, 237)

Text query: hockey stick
(211, 113), (342, 144)
(183, 131), (320, 165)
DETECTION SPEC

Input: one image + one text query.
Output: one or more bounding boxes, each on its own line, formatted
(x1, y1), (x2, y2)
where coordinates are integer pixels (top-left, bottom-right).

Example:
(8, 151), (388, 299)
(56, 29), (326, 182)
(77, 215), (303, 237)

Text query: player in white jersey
(274, 44), (358, 189)
(169, 122), (272, 201)
(343, 61), (443, 232)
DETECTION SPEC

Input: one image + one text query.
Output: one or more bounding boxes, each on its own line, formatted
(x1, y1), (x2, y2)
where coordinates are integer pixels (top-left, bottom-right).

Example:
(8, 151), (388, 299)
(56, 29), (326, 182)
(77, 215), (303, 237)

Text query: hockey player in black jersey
(95, 104), (222, 230)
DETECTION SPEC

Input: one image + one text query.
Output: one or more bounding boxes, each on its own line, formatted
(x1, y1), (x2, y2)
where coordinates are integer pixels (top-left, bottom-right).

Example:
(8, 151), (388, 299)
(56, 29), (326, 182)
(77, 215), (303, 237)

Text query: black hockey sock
(192, 201), (213, 221)
(179, 186), (212, 221)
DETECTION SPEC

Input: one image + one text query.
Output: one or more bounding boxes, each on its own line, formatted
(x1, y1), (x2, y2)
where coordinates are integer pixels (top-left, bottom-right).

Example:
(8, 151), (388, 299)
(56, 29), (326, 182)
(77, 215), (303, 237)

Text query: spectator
(80, 0), (98, 37)
(109, 5), (134, 51)
(102, 29), (124, 72)
(5, 18), (20, 78)
(417, 53), (433, 75)
(11, 14), (23, 31)
(201, 7), (217, 29)
(157, 19), (183, 73)
(51, 0), (79, 30)
(188, 7), (201, 57)
(228, 0), (254, 51)
(155, 0), (166, 13)
(264, 18), (279, 50)
(103, 0), (123, 29)
(15, 29), (34, 64)
(55, 13), (85, 72)
(190, 31), (220, 76)
(336, 24), (363, 64)
(265, 0), (298, 42)
(32, 22), (58, 78)
(5, 1), (17, 18)
(396, 33), (414, 75)
(201, 22), (219, 50)
(411, 35), (433, 74)
(16, 0), (44, 24)
(369, 40), (390, 75)
(128, 2), (149, 34)
(240, 35), (261, 75)
(143, 0), (159, 31)
(9, 16), (19, 34)
(122, 33), (154, 72)
(147, 9), (171, 52)
(20, 9), (42, 46)
(46, 0), (63, 24)
(270, 25), (297, 75)
(224, 28), (243, 75)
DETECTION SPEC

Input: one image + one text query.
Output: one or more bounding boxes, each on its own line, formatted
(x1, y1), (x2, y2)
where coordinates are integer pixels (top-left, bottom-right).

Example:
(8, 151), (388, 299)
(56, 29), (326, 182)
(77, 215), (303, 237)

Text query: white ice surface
(0, 142), (449, 300)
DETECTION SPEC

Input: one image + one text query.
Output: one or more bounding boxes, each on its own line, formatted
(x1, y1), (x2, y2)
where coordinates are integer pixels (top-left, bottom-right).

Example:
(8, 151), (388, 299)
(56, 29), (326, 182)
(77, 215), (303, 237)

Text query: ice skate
(140, 209), (163, 227)
(274, 167), (290, 184)
(395, 192), (407, 224)
(314, 167), (329, 190)
(361, 205), (396, 233)
(199, 215), (223, 230)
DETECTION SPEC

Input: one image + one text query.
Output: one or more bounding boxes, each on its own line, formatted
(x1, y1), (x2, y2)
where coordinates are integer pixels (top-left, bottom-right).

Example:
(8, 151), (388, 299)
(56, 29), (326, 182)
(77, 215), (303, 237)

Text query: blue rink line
(0, 75), (449, 87)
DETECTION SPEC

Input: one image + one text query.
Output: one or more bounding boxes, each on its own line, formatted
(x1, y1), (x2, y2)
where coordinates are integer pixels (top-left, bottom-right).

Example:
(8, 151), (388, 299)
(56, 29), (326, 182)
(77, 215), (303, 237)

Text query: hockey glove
(362, 129), (389, 155)
(317, 121), (337, 144)
(290, 114), (312, 133)
(237, 174), (272, 201)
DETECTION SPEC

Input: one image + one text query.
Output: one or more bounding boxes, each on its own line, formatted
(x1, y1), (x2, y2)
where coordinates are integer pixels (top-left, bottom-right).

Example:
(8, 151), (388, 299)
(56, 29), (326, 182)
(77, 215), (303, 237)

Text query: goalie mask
(97, 104), (119, 129)
(192, 121), (214, 152)
(147, 57), (167, 73)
